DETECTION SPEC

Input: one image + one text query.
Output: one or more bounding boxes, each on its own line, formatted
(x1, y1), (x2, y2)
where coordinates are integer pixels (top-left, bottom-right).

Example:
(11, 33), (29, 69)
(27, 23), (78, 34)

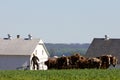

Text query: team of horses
(45, 53), (118, 69)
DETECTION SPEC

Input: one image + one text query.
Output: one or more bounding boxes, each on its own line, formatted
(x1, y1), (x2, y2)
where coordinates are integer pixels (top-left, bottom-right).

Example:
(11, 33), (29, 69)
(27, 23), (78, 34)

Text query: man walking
(31, 54), (39, 70)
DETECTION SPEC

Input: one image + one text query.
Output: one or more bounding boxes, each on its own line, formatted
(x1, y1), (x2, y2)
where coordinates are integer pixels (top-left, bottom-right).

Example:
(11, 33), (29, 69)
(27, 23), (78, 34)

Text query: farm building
(0, 34), (49, 70)
(86, 35), (120, 64)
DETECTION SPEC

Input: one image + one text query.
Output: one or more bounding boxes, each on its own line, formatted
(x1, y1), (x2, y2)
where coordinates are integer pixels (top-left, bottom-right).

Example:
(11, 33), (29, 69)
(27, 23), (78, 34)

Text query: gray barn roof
(86, 38), (120, 63)
(0, 38), (46, 55)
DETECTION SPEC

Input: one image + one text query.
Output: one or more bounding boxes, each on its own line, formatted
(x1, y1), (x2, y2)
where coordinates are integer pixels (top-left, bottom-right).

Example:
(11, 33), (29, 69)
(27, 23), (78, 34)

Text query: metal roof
(86, 38), (120, 63)
(0, 38), (47, 55)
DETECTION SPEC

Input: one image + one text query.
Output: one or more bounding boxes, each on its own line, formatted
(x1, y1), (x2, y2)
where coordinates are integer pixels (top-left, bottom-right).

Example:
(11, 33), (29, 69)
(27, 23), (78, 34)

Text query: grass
(0, 69), (120, 80)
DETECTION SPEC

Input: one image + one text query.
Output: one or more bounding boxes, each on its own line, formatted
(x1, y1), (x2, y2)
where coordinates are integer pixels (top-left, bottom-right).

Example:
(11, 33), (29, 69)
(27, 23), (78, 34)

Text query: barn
(86, 35), (120, 64)
(0, 34), (49, 70)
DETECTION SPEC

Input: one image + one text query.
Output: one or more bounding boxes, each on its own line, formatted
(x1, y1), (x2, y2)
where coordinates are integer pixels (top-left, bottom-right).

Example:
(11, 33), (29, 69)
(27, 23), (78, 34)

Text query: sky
(0, 0), (120, 43)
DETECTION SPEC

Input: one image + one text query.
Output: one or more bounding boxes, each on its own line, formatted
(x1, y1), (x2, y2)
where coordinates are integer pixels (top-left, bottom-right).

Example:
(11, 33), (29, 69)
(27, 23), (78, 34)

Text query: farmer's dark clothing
(32, 55), (39, 70)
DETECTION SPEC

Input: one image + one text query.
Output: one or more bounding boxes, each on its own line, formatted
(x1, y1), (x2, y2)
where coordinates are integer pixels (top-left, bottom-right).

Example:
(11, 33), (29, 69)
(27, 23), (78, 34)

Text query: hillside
(45, 43), (90, 57)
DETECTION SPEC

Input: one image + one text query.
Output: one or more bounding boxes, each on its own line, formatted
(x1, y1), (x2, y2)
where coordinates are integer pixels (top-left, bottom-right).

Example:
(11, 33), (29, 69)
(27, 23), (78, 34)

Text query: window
(42, 50), (44, 55)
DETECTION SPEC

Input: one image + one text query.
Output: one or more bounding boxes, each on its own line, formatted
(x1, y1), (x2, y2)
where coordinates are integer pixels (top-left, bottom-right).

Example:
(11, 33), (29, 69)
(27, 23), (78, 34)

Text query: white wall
(30, 40), (48, 70)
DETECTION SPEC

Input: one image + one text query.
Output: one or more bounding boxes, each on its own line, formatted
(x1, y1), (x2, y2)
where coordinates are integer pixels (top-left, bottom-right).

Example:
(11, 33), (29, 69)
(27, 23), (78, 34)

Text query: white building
(0, 35), (49, 70)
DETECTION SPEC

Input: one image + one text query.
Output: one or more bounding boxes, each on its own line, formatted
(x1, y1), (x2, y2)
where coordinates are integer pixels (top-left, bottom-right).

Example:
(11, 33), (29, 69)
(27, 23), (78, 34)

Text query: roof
(0, 38), (49, 56)
(86, 38), (120, 63)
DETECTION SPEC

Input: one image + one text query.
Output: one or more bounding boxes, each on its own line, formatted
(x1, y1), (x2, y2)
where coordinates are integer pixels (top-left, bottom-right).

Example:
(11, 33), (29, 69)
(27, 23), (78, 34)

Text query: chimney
(8, 34), (12, 39)
(104, 35), (109, 40)
(28, 34), (32, 40)
(17, 35), (20, 39)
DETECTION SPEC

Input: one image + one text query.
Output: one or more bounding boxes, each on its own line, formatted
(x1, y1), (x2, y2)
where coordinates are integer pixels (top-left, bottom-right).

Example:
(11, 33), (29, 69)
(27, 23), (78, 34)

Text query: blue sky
(0, 0), (120, 43)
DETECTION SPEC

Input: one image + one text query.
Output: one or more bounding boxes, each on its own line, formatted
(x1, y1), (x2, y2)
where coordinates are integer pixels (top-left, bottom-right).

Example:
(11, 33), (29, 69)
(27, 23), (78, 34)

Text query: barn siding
(30, 43), (48, 70)
(0, 55), (30, 70)
(0, 38), (49, 70)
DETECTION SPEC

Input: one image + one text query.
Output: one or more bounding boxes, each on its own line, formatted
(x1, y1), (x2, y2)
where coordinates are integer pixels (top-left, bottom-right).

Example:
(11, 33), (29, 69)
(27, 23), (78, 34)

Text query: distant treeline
(45, 43), (90, 57)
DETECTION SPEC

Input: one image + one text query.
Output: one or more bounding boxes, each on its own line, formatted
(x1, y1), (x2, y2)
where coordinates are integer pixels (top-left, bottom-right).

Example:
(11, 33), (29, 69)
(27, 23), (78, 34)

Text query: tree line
(45, 43), (90, 57)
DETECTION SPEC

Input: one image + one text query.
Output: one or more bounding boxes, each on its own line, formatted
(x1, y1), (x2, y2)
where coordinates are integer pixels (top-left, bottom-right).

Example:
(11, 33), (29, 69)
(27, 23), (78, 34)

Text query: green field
(0, 69), (120, 80)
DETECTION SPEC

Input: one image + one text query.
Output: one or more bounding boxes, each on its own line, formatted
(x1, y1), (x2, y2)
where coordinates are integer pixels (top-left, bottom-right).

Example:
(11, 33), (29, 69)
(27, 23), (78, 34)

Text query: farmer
(31, 54), (39, 70)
